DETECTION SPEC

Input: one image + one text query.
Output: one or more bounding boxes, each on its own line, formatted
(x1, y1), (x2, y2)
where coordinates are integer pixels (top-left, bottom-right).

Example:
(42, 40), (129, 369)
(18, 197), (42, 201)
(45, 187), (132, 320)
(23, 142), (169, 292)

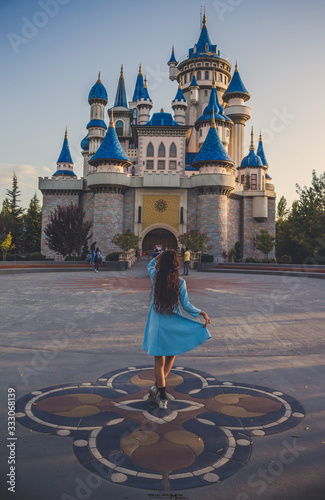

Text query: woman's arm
(199, 310), (211, 328)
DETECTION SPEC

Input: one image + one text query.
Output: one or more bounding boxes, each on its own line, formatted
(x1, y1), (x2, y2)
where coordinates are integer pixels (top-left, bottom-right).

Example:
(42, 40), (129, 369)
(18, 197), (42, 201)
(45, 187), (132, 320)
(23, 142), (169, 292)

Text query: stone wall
(92, 189), (124, 257)
(187, 189), (198, 231)
(123, 188), (135, 232)
(227, 195), (241, 254)
(198, 192), (228, 261)
(41, 192), (80, 258)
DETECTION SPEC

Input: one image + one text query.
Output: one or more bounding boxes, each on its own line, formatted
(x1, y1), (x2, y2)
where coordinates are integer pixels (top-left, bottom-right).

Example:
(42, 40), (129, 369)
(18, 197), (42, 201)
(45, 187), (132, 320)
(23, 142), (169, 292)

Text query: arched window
(158, 142), (165, 157)
(184, 74), (187, 84)
(169, 142), (177, 157)
(205, 71), (209, 80)
(219, 73), (222, 82)
(116, 120), (124, 137)
(190, 72), (193, 81)
(147, 142), (154, 157)
(197, 71), (201, 80)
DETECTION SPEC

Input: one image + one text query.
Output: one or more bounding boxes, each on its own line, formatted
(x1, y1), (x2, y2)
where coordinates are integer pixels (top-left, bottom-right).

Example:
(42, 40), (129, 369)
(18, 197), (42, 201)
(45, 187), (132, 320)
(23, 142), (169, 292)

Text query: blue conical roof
(80, 134), (89, 151)
(57, 129), (73, 164)
(188, 12), (218, 59)
(223, 65), (250, 102)
(132, 65), (144, 102)
(173, 85), (186, 103)
(197, 84), (232, 124)
(114, 66), (128, 108)
(240, 130), (263, 167)
(190, 75), (199, 87)
(89, 112), (131, 166)
(257, 134), (268, 166)
(139, 77), (152, 101)
(192, 119), (234, 167)
(168, 46), (177, 64)
(88, 73), (108, 103)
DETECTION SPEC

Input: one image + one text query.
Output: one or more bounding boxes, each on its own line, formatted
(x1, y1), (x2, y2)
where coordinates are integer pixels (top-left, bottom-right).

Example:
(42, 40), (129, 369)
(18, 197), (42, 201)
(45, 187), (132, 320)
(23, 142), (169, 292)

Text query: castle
(39, 11), (275, 260)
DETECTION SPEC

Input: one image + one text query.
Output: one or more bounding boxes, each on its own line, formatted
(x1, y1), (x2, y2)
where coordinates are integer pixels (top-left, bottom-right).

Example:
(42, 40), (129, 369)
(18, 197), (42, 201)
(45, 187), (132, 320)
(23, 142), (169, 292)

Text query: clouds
(0, 163), (51, 208)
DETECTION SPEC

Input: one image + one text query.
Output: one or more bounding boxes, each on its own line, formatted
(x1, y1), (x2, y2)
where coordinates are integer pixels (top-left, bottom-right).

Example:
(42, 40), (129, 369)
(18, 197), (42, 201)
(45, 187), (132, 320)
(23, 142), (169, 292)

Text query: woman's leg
(164, 355), (176, 379)
(154, 356), (165, 389)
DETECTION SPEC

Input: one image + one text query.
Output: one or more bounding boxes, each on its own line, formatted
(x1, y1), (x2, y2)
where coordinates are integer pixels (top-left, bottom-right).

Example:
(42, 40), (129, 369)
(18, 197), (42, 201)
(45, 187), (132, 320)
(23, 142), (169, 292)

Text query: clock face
(155, 199), (168, 212)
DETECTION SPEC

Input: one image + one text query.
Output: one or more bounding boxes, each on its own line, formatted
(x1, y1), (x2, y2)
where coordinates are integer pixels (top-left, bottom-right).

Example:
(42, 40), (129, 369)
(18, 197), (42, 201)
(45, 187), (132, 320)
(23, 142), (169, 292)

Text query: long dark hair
(153, 250), (180, 314)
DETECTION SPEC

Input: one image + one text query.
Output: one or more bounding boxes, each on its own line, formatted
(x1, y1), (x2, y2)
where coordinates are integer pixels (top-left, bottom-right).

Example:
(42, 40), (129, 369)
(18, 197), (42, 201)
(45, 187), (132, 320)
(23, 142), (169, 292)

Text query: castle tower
(195, 71), (233, 149)
(169, 10), (232, 131)
(192, 113), (235, 259)
(223, 64), (251, 168)
(129, 64), (144, 124)
(111, 65), (134, 148)
(87, 110), (132, 254)
(167, 46), (178, 81)
(137, 76), (153, 125)
(171, 77), (187, 125)
(53, 128), (76, 178)
(87, 72), (108, 157)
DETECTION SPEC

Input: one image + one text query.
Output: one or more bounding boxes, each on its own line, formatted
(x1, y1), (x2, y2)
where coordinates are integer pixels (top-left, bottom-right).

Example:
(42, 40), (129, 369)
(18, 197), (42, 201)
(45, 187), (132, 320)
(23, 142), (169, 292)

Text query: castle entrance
(142, 228), (177, 253)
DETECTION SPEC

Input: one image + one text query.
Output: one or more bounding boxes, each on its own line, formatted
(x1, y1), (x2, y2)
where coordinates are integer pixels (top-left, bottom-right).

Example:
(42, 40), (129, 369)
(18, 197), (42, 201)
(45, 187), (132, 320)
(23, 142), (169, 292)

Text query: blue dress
(142, 258), (211, 356)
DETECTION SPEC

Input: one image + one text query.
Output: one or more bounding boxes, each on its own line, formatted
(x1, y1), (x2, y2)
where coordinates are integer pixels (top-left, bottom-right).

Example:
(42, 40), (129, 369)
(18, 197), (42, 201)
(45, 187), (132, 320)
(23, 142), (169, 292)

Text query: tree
(234, 241), (242, 262)
(111, 230), (141, 252)
(0, 232), (15, 261)
(44, 203), (92, 258)
(277, 196), (289, 220)
(256, 229), (275, 260)
(4, 174), (24, 253)
(24, 194), (42, 253)
(178, 230), (210, 253)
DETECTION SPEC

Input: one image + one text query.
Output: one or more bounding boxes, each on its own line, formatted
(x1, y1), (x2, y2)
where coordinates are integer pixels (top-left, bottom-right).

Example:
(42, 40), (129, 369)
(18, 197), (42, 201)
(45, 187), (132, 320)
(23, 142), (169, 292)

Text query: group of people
(86, 242), (102, 272)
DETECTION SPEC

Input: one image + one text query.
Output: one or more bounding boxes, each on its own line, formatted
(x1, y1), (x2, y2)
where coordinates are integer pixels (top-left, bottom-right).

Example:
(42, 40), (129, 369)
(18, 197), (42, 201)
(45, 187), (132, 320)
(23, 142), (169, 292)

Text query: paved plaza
(0, 259), (324, 500)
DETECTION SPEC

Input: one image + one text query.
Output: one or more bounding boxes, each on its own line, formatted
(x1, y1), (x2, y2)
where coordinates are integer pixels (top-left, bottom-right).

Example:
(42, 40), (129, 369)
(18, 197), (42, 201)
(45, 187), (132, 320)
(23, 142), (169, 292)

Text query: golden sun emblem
(155, 199), (168, 212)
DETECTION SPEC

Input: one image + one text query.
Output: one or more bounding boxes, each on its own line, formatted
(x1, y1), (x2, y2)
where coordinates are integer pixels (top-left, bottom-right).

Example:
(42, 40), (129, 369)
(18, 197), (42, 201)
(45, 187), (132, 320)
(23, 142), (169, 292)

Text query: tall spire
(64, 126), (68, 139)
(97, 71), (101, 83)
(114, 64), (128, 108)
(211, 106), (216, 129)
(132, 64), (144, 102)
(257, 131), (269, 166)
(109, 108), (115, 128)
(202, 7), (207, 27)
(212, 69), (217, 88)
(250, 127), (255, 151)
(139, 63), (142, 76)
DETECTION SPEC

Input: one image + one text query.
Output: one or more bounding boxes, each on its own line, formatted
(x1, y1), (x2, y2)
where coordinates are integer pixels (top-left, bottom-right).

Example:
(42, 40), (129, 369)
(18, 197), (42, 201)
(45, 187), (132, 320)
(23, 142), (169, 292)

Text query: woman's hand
(199, 310), (211, 328)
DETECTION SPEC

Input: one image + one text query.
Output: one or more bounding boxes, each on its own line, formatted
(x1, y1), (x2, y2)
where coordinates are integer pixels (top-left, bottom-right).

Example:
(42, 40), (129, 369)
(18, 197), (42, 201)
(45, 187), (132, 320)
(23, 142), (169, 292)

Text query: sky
(1, 0), (325, 210)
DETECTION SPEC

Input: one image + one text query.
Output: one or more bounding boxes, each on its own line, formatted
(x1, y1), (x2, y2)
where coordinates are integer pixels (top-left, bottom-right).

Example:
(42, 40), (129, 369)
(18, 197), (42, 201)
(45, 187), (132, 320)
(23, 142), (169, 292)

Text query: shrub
(280, 255), (293, 264)
(201, 254), (214, 263)
(106, 252), (120, 261)
(30, 252), (46, 261)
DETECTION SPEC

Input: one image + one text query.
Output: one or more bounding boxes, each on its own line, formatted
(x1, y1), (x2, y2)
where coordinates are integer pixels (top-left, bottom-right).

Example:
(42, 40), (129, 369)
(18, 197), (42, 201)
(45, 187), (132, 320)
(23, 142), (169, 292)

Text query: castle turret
(167, 46), (178, 81)
(223, 64), (251, 168)
(53, 128), (76, 178)
(137, 76), (153, 125)
(172, 77), (187, 125)
(189, 75), (199, 104)
(88, 109), (132, 173)
(195, 71), (233, 148)
(129, 64), (144, 123)
(87, 72), (108, 156)
(111, 65), (134, 149)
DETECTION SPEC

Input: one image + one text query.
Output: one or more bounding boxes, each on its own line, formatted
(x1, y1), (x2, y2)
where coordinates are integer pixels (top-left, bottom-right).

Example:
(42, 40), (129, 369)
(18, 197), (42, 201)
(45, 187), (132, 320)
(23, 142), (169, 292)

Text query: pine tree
(24, 194), (42, 253)
(5, 173), (24, 252)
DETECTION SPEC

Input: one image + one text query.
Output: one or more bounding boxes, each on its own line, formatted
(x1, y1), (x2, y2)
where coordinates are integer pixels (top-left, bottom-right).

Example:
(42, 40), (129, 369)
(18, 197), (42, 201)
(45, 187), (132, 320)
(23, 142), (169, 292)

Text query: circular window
(155, 199), (168, 212)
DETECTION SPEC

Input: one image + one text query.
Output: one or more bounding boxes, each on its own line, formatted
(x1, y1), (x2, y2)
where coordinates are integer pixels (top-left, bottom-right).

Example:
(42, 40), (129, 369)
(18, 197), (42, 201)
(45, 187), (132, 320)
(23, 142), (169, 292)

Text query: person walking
(183, 247), (190, 275)
(94, 247), (100, 272)
(90, 241), (97, 263)
(142, 250), (211, 409)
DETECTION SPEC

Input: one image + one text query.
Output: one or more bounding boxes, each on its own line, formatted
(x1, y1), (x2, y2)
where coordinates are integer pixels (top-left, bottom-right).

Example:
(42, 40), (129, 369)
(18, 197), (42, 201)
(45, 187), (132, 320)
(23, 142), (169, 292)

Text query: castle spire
(97, 71), (101, 83)
(250, 127), (255, 151)
(203, 7), (207, 27)
(109, 108), (115, 128)
(114, 64), (128, 108)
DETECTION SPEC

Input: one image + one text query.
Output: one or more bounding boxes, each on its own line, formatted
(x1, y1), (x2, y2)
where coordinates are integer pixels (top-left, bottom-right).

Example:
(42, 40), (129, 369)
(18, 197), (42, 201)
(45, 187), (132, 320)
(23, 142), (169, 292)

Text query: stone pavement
(0, 258), (324, 500)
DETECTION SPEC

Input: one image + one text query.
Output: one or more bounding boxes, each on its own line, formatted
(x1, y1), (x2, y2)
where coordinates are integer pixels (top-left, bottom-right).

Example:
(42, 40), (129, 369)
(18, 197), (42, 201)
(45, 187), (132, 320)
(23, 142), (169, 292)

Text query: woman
(94, 248), (101, 273)
(142, 250), (211, 409)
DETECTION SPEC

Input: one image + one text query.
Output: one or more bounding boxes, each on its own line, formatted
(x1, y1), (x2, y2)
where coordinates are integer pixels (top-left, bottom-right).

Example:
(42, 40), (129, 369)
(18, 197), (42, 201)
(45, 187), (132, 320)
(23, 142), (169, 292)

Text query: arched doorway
(142, 228), (178, 252)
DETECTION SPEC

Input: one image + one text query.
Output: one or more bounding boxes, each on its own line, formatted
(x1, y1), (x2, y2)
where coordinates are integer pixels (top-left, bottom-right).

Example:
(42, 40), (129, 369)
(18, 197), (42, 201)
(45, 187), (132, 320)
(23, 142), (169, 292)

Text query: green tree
(178, 230), (210, 253)
(277, 195), (289, 219)
(5, 174), (24, 252)
(256, 229), (275, 260)
(24, 194), (42, 253)
(44, 203), (92, 258)
(234, 241), (242, 262)
(111, 230), (142, 252)
(0, 232), (15, 261)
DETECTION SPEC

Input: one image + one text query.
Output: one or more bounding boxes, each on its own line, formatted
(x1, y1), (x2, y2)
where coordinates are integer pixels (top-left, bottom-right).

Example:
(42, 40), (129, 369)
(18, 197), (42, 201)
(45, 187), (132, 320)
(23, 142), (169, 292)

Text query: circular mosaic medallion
(154, 199), (168, 212)
(15, 366), (305, 491)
